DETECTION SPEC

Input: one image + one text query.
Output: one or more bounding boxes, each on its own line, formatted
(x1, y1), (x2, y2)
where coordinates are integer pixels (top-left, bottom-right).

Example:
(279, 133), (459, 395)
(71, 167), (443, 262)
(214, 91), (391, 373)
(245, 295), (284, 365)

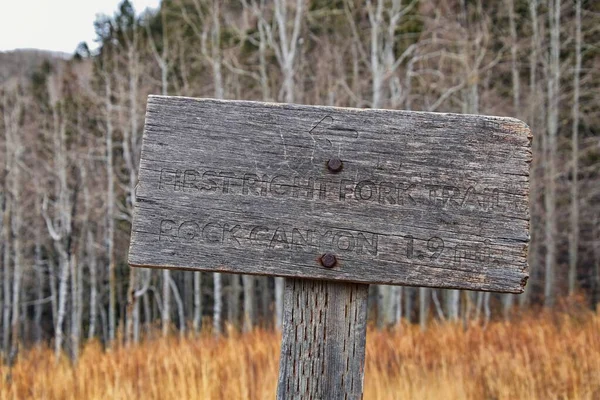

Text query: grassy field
(2, 308), (599, 399)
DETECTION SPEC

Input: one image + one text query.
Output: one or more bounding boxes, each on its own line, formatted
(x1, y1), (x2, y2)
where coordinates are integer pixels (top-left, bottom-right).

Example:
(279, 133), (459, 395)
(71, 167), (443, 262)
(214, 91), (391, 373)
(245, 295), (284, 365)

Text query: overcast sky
(0, 0), (161, 54)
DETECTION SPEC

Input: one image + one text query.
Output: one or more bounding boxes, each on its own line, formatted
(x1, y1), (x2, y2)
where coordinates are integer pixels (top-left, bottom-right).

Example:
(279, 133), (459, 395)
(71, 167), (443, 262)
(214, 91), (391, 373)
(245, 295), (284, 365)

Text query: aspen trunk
(1, 140), (11, 358)
(404, 287), (413, 323)
(242, 274), (255, 332)
(10, 140), (23, 365)
(34, 227), (44, 343)
(124, 30), (141, 344)
(275, 277), (284, 329)
(87, 228), (97, 339)
(213, 273), (222, 335)
(48, 259), (57, 334)
(79, 153), (97, 340)
(544, 0), (560, 307)
(507, 0), (520, 111)
(9, 142), (23, 365)
(419, 287), (429, 330)
(569, 0), (581, 295)
(162, 270), (171, 336)
(104, 72), (117, 342)
(522, 0), (540, 306)
(228, 275), (241, 328)
(70, 252), (81, 363)
(40, 95), (74, 361)
(367, 0), (386, 326)
(446, 290), (460, 321)
(54, 255), (69, 360)
(369, 0), (384, 109)
(193, 271), (202, 334)
(503, 0), (520, 315)
(147, 0), (173, 339)
(273, 0), (303, 103)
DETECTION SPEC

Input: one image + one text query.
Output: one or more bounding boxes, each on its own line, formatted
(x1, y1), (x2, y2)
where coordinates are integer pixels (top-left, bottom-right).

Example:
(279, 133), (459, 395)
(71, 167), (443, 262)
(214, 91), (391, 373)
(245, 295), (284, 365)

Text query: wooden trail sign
(129, 95), (531, 399)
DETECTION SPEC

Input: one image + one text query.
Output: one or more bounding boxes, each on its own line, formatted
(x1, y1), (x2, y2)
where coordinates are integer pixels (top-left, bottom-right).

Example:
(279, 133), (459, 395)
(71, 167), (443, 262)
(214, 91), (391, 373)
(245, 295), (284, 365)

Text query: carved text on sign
(158, 167), (518, 212)
(158, 219), (379, 256)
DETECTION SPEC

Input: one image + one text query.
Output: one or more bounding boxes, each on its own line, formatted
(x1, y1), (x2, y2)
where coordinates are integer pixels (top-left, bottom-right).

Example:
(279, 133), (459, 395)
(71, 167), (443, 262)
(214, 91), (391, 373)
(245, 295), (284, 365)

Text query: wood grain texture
(129, 95), (531, 292)
(277, 278), (368, 400)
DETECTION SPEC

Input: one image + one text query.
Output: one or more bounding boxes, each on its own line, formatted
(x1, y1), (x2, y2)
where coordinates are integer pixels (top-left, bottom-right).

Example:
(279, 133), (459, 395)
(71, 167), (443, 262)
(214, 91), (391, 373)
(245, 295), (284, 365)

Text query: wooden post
(277, 279), (368, 399)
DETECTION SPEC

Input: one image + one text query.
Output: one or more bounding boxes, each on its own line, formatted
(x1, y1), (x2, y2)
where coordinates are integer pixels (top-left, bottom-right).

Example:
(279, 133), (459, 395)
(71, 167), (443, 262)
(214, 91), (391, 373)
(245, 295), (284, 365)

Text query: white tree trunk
(48, 259), (58, 335)
(446, 290), (460, 321)
(123, 29), (142, 345)
(503, 0), (520, 315)
(419, 287), (429, 331)
(87, 228), (97, 339)
(213, 273), (222, 335)
(6, 91), (24, 363)
(369, 0), (384, 109)
(522, 0), (540, 306)
(273, 0), (304, 103)
(10, 172), (23, 365)
(54, 255), (69, 360)
(34, 225), (44, 342)
(69, 252), (81, 362)
(105, 73), (117, 342)
(544, 0), (560, 307)
(162, 270), (171, 336)
(275, 277), (284, 329)
(228, 275), (241, 328)
(41, 92), (73, 361)
(193, 272), (202, 334)
(404, 287), (413, 323)
(569, 0), (581, 295)
(1, 92), (13, 357)
(242, 275), (255, 332)
(1, 199), (10, 358)
(507, 0), (520, 111)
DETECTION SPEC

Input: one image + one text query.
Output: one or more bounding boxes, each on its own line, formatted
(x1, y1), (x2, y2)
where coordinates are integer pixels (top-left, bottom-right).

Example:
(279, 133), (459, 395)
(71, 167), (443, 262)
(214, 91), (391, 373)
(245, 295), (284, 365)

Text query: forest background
(0, 0), (599, 397)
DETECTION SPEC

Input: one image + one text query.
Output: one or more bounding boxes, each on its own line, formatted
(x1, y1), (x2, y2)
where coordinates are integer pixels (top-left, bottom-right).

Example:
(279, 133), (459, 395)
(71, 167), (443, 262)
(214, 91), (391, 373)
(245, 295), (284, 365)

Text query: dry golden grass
(2, 308), (599, 399)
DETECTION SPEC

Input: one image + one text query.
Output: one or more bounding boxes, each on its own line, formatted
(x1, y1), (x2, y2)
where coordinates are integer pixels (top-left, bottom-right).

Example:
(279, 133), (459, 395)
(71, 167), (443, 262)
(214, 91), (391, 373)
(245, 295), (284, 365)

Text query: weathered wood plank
(129, 95), (531, 292)
(277, 278), (368, 400)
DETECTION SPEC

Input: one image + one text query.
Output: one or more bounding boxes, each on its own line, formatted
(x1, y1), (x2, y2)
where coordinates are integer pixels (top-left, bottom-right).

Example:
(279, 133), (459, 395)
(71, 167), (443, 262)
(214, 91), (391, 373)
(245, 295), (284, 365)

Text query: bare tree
(521, 0), (540, 307)
(271, 0), (304, 103)
(193, 272), (202, 334)
(2, 83), (25, 364)
(544, 0), (560, 307)
(42, 71), (76, 360)
(147, 6), (175, 337)
(363, 0), (417, 108)
(239, 0), (305, 328)
(120, 14), (149, 345)
(1, 86), (13, 359)
(242, 275), (255, 332)
(343, 0), (418, 327)
(502, 0), (520, 316)
(103, 61), (118, 342)
(569, 0), (582, 295)
(179, 0), (227, 335)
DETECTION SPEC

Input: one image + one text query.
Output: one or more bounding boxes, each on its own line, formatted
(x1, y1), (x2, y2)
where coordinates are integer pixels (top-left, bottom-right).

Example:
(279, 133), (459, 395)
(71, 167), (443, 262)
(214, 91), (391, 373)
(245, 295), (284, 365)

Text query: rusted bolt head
(320, 253), (337, 268)
(327, 158), (343, 173)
